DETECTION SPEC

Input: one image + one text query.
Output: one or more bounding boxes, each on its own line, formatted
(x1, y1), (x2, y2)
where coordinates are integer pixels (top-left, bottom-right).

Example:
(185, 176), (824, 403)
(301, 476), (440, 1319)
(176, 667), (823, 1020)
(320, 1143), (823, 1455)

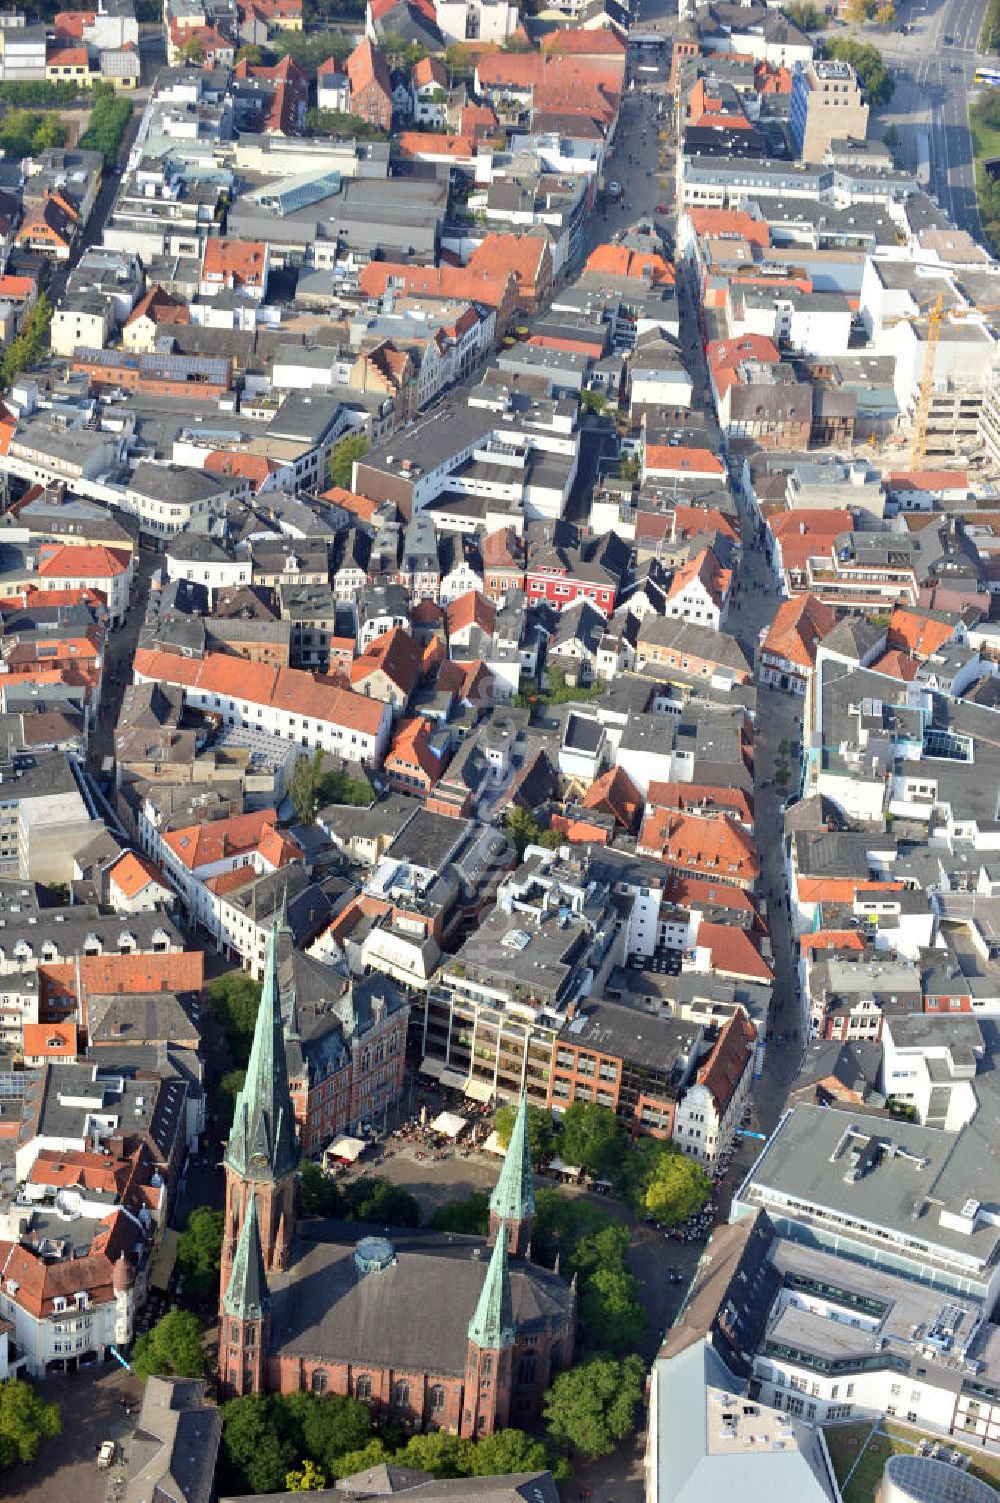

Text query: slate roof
(270, 1224), (572, 1374)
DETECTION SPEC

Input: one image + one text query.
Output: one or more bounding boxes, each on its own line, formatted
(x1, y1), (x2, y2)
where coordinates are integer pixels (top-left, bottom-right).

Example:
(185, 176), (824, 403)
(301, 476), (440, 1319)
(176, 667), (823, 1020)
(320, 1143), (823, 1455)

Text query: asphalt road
(832, 0), (990, 239)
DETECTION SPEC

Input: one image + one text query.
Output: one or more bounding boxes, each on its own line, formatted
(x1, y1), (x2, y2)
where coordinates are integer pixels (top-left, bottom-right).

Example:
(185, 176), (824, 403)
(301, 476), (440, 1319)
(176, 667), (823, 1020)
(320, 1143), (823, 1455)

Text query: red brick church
(219, 922), (576, 1436)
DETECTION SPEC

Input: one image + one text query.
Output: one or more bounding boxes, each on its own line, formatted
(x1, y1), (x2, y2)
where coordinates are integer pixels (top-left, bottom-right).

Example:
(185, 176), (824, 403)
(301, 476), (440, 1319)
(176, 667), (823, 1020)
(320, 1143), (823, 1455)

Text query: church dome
(354, 1236), (396, 1276)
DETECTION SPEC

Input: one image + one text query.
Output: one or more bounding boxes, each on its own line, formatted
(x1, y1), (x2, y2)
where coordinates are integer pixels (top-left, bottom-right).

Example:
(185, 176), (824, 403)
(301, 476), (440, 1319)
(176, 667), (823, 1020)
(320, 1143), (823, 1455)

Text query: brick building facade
(219, 926), (575, 1433)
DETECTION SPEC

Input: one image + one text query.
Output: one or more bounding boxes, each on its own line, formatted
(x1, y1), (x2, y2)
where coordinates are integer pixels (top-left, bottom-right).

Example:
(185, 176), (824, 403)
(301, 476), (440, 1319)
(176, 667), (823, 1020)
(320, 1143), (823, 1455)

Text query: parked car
(98, 1441), (116, 1470)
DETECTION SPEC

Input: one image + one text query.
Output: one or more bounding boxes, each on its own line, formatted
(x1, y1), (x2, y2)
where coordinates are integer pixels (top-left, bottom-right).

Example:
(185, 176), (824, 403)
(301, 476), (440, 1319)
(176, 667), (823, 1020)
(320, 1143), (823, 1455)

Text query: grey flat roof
(738, 1103), (1000, 1269)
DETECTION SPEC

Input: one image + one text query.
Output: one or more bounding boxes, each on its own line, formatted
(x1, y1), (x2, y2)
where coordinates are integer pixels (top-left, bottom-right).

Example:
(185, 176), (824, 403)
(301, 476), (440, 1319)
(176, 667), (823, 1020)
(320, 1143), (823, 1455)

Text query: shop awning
(482, 1130), (506, 1156)
(464, 1077), (494, 1103)
(326, 1136), (366, 1163)
(548, 1156), (582, 1179)
(431, 1110), (467, 1138)
(419, 1056), (444, 1079)
(439, 1067), (469, 1091)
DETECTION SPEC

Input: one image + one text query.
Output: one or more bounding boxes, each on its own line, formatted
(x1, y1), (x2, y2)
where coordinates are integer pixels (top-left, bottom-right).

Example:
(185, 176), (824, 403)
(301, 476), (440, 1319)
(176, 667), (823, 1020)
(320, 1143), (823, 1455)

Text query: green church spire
(468, 1222), (515, 1349)
(222, 1192), (270, 1322)
(490, 1093), (536, 1226)
(225, 919), (298, 1182)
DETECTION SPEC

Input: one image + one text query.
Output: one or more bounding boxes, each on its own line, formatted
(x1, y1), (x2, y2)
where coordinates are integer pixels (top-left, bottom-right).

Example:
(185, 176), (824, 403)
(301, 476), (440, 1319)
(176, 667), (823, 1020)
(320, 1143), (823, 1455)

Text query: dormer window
(53, 1296), (67, 1313)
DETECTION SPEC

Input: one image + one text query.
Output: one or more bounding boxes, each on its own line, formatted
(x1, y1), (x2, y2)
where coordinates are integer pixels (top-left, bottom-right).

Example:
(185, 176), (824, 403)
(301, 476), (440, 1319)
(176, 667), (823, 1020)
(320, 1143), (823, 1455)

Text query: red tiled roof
(446, 589), (496, 638)
(40, 952), (204, 1008)
(688, 208), (770, 246)
(321, 484), (383, 524)
(38, 544), (130, 580)
(696, 921), (772, 982)
(886, 606), (955, 659)
(638, 807), (758, 882)
(697, 1012), (756, 1111)
(870, 648), (919, 681)
(888, 469), (968, 493)
(581, 765), (642, 830)
(666, 545), (731, 608)
(133, 647), (388, 735)
(201, 238), (267, 287)
(385, 716), (443, 784)
(396, 132), (474, 160)
(107, 851), (168, 899)
(762, 593), (839, 670)
(800, 930), (866, 957)
(350, 625), (420, 696)
(584, 243), (675, 284)
(645, 445), (725, 477)
(22, 1022), (78, 1059)
(358, 260), (514, 311)
(162, 808), (281, 871)
(126, 285), (190, 328)
(646, 780), (752, 826)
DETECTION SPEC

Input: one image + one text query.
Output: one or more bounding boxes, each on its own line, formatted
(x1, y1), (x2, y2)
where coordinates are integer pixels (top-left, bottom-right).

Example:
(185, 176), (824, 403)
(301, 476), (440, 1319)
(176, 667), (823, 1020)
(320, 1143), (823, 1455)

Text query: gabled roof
(886, 605), (955, 659)
(645, 445), (725, 478)
(126, 285), (190, 328)
(584, 243), (675, 285)
(351, 626), (421, 697)
(581, 765), (642, 830)
(447, 589), (496, 638)
(107, 851), (169, 899)
(762, 593), (839, 669)
(667, 545), (731, 608)
(347, 35), (391, 96)
(696, 1011), (756, 1110)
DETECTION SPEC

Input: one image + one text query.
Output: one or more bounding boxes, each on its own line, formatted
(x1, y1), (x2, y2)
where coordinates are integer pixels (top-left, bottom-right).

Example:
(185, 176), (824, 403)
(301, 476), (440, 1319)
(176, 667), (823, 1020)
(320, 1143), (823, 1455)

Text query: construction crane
(909, 291), (945, 472)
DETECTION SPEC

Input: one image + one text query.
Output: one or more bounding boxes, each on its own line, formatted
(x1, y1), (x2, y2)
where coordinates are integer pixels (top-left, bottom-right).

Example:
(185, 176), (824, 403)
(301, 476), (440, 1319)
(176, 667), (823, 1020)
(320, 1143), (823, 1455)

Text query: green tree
(579, 1266), (646, 1353)
(316, 767), (374, 808)
(493, 1103), (554, 1166)
(133, 1310), (208, 1382)
(176, 1205), (224, 1303)
(821, 37), (894, 104)
(333, 1439), (392, 1478)
(343, 1176), (420, 1227)
(305, 107), (387, 141)
(883, 123), (899, 151)
(289, 748), (324, 823)
(560, 1102), (624, 1178)
(180, 36), (206, 62)
(300, 1159), (345, 1217)
(465, 1429), (551, 1476)
(639, 1147), (710, 1227)
(296, 1393), (374, 1474)
(209, 970), (262, 1067)
(78, 84), (132, 166)
(236, 43), (264, 63)
(874, 1), (895, 22)
(781, 1), (826, 28)
(0, 1381), (60, 1470)
(286, 1458), (327, 1491)
(431, 1191), (490, 1234)
(543, 1354), (645, 1460)
(397, 1430), (470, 1477)
(219, 1068), (246, 1127)
(327, 432), (370, 489)
(505, 805), (561, 858)
(531, 1189), (619, 1277)
(273, 28), (352, 68)
(578, 389), (607, 416)
(222, 1395), (299, 1496)
(0, 292), (52, 387)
